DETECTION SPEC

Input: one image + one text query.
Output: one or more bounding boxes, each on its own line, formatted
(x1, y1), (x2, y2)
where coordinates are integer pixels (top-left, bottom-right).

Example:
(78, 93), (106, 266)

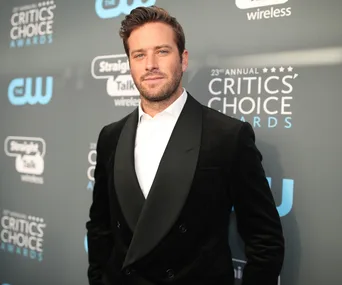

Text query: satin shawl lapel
(114, 109), (145, 232)
(123, 94), (202, 268)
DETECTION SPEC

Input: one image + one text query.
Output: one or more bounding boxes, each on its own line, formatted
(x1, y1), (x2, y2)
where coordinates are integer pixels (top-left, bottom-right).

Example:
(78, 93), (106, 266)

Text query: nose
(145, 53), (158, 71)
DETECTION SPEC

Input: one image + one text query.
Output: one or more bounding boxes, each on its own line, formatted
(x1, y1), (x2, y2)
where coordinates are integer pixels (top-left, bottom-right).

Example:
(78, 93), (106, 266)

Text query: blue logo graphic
(95, 0), (156, 19)
(87, 181), (94, 191)
(231, 178), (294, 217)
(84, 235), (88, 253)
(8, 77), (53, 105)
(267, 178), (294, 217)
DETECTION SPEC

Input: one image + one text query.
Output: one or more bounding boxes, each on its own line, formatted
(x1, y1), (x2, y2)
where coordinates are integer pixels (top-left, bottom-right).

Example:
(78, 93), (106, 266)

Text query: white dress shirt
(134, 88), (188, 198)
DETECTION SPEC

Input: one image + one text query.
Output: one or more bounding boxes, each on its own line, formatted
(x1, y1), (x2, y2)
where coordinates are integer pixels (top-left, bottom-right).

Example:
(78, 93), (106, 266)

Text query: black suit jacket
(86, 93), (284, 285)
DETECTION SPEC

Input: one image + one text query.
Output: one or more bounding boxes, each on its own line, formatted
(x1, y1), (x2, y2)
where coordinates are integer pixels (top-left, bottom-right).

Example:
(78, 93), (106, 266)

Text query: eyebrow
(130, 45), (173, 55)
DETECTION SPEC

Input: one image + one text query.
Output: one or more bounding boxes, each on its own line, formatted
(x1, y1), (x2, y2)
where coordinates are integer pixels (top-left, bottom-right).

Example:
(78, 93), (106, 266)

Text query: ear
(181, 49), (189, 72)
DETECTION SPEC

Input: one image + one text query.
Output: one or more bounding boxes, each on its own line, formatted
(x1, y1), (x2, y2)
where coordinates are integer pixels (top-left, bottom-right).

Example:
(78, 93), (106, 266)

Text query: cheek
(130, 66), (142, 81)
(161, 63), (179, 77)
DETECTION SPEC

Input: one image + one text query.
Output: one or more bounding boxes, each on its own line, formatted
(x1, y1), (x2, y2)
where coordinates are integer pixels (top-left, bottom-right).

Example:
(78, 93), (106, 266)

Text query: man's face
(127, 22), (188, 102)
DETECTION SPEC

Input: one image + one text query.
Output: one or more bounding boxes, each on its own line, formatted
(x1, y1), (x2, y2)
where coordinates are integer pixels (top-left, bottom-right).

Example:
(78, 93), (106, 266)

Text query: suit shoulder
(98, 112), (132, 144)
(201, 105), (244, 131)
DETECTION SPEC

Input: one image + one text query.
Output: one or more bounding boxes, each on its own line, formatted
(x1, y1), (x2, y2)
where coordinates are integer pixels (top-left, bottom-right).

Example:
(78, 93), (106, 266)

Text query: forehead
(128, 22), (177, 49)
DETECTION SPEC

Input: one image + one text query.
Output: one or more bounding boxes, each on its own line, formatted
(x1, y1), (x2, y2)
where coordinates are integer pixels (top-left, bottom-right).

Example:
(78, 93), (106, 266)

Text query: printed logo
(236, 0), (291, 20)
(236, 0), (288, 9)
(87, 143), (96, 191)
(8, 77), (53, 106)
(95, 0), (156, 19)
(10, 1), (56, 48)
(91, 54), (140, 107)
(208, 67), (298, 129)
(84, 234), (88, 253)
(267, 177), (294, 217)
(0, 209), (46, 262)
(4, 136), (46, 184)
(233, 258), (281, 284)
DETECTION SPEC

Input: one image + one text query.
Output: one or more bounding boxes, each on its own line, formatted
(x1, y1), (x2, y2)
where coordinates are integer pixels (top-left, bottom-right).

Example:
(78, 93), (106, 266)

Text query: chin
(142, 92), (171, 102)
(146, 95), (166, 102)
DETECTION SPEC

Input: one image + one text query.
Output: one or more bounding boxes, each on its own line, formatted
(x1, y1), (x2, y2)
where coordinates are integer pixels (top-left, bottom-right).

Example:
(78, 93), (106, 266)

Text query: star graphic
(271, 67), (276, 73)
(263, 68), (268, 73)
(279, 67), (285, 72)
(288, 66), (293, 72)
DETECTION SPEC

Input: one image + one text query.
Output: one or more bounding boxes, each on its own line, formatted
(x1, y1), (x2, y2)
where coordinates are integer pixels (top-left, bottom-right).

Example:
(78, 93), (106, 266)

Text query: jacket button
(117, 221), (121, 229)
(166, 268), (175, 279)
(179, 224), (187, 233)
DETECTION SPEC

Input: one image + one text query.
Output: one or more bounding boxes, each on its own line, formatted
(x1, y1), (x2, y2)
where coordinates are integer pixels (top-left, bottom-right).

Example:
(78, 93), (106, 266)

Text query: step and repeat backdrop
(1, 0), (342, 284)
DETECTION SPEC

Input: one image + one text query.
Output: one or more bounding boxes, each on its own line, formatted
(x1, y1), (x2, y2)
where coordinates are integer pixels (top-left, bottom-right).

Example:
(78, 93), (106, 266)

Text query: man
(86, 6), (284, 285)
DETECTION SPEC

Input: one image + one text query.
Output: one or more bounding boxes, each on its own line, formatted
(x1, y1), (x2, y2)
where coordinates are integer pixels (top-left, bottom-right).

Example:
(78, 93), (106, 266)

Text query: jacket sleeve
(231, 122), (285, 285)
(86, 126), (114, 285)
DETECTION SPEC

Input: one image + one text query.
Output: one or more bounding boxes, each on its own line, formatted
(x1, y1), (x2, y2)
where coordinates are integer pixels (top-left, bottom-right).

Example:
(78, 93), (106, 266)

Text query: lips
(144, 76), (164, 81)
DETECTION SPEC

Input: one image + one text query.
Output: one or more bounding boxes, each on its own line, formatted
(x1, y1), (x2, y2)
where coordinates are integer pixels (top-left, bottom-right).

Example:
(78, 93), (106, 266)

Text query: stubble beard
(136, 67), (183, 103)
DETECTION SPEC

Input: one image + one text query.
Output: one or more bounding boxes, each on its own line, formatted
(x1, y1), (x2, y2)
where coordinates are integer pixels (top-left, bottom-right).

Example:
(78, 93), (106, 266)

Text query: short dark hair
(119, 6), (185, 58)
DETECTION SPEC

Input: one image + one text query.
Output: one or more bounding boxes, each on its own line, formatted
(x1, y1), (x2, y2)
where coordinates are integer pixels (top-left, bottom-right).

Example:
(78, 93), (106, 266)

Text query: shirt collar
(138, 88), (188, 122)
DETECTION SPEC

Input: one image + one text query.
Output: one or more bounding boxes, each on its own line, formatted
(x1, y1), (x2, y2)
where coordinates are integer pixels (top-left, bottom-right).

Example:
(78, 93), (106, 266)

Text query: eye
(134, 53), (144, 59)
(158, 50), (169, 55)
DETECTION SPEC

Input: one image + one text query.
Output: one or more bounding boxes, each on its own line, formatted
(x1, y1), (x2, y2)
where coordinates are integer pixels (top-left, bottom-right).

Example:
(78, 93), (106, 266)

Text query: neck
(140, 85), (184, 117)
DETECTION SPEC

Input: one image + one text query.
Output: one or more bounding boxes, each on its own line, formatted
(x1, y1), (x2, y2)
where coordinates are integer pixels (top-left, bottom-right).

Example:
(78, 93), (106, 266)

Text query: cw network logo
(95, 0), (156, 19)
(8, 77), (53, 106)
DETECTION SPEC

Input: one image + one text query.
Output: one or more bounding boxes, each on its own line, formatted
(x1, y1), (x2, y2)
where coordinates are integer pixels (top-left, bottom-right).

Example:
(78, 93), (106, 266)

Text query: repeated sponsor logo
(92, 54), (140, 107)
(0, 209), (46, 262)
(10, 1), (56, 48)
(87, 143), (96, 191)
(208, 66), (298, 129)
(236, 0), (291, 20)
(4, 136), (46, 184)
